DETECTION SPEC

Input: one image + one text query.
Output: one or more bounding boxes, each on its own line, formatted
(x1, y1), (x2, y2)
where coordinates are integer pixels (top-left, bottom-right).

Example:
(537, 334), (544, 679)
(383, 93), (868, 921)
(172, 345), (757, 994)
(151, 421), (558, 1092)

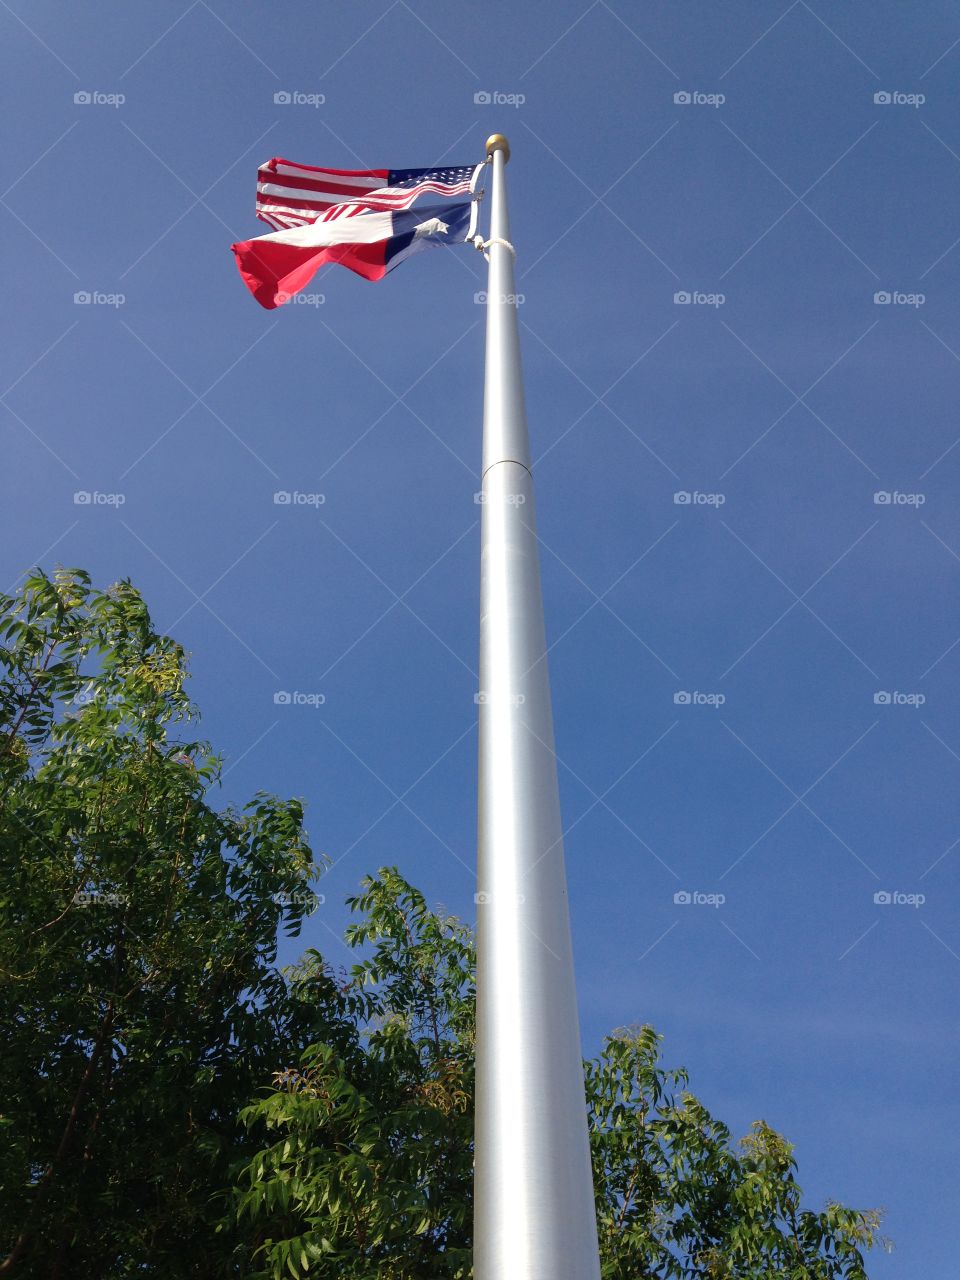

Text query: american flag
(255, 158), (483, 230)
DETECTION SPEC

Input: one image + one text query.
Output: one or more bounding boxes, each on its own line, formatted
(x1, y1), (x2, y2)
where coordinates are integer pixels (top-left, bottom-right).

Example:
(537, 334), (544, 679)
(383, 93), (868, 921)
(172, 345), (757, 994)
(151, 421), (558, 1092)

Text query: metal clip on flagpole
(473, 133), (602, 1280)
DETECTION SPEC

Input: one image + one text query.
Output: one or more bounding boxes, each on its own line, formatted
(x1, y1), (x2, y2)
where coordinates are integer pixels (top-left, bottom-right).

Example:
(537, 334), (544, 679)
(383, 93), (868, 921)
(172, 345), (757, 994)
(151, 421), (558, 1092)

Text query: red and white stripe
(256, 160), (388, 229)
(255, 158), (478, 230)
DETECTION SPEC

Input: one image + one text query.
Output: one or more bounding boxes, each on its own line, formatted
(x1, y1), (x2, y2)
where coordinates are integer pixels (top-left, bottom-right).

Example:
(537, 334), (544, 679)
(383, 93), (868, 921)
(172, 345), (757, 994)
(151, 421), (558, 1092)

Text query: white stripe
(256, 208), (315, 229)
(362, 182), (473, 201)
(251, 207), (395, 248)
(259, 180), (386, 202)
(257, 183), (351, 204)
(268, 164), (385, 188)
(258, 183), (338, 204)
(256, 179), (472, 207)
(256, 198), (313, 213)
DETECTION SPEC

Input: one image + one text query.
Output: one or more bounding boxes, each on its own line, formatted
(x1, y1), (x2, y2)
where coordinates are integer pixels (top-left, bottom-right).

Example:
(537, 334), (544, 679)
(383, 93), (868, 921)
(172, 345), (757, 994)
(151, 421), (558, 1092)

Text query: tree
(587, 1028), (884, 1278)
(236, 876), (884, 1280)
(0, 569), (337, 1276)
(233, 870), (475, 1279)
(1, 568), (884, 1277)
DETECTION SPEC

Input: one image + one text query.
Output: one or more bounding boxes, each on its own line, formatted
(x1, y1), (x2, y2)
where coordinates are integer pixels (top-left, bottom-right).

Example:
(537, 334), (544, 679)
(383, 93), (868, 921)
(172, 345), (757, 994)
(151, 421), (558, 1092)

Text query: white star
(413, 217), (449, 238)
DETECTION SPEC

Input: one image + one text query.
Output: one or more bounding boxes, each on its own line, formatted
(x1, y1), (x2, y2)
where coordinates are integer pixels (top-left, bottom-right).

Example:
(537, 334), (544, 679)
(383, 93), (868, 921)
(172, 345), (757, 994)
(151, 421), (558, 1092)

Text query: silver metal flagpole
(473, 133), (602, 1280)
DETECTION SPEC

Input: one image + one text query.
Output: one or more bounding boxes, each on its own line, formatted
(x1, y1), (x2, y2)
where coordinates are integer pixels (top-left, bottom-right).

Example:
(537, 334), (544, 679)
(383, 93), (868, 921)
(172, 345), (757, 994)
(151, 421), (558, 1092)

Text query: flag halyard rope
(472, 234), (516, 260)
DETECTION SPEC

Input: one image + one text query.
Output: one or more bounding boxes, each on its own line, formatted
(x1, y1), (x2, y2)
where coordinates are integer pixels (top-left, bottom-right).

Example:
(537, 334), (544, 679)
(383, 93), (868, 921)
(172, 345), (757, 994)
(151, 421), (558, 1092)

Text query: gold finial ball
(485, 133), (510, 162)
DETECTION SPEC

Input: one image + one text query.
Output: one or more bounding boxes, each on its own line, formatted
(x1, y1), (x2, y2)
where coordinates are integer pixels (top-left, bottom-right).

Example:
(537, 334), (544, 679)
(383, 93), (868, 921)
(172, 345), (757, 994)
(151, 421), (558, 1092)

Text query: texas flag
(232, 159), (483, 308)
(233, 200), (476, 309)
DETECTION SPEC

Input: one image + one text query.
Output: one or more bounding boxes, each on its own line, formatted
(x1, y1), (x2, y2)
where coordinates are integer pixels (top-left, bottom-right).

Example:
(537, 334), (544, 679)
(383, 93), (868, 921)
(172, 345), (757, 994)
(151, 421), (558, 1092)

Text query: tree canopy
(235, 871), (884, 1280)
(0, 570), (883, 1278)
(0, 569), (331, 1275)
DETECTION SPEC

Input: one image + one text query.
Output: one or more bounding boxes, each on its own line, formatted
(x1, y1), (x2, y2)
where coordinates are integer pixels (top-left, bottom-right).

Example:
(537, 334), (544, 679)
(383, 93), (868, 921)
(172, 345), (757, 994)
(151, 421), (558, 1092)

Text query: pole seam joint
(481, 457), (532, 482)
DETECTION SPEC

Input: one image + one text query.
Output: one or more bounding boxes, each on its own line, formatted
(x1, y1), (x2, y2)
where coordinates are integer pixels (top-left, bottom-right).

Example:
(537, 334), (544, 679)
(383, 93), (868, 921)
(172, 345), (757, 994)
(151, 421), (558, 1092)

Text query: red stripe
(263, 158), (389, 180)
(257, 172), (388, 199)
(231, 235), (389, 307)
(260, 176), (474, 200)
(254, 192), (432, 224)
(257, 183), (472, 220)
(257, 192), (340, 214)
(253, 161), (478, 235)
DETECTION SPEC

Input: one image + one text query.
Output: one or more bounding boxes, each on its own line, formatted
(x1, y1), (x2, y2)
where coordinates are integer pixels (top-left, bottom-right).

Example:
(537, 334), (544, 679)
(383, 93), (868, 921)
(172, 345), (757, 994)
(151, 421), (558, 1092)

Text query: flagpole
(474, 134), (602, 1280)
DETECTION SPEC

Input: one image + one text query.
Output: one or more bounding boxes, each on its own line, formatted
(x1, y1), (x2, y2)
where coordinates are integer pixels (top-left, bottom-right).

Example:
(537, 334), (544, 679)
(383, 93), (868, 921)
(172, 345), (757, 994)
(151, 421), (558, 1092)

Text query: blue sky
(3, 0), (959, 1271)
